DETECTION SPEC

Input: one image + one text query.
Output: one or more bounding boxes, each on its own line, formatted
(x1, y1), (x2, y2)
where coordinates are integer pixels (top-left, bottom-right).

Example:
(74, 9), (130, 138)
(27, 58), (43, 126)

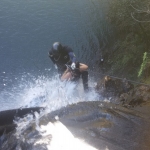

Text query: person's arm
(68, 52), (76, 63)
(64, 46), (77, 70)
(68, 52), (77, 70)
(48, 51), (58, 69)
(63, 46), (76, 63)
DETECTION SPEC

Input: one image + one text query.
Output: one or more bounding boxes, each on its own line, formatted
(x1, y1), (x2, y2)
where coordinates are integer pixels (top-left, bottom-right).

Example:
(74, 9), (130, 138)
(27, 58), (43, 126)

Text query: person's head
(50, 42), (62, 58)
(49, 42), (62, 59)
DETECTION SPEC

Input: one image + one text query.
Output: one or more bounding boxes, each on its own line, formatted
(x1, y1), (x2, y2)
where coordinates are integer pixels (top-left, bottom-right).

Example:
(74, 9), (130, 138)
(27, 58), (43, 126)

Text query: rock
(96, 75), (150, 107)
(0, 107), (44, 136)
(118, 85), (150, 107)
(96, 76), (134, 98)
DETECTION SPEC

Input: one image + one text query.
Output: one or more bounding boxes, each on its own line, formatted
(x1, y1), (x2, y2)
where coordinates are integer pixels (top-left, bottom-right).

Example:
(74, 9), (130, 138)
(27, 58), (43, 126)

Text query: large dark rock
(0, 107), (44, 136)
(1, 101), (150, 150)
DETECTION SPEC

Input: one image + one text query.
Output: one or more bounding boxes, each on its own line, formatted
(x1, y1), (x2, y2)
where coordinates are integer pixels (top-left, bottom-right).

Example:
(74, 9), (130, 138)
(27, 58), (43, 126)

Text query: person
(48, 42), (89, 91)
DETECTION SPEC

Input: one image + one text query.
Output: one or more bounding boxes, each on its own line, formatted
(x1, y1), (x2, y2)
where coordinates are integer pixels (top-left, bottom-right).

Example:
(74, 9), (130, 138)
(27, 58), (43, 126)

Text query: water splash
(0, 72), (102, 149)
(0, 72), (99, 111)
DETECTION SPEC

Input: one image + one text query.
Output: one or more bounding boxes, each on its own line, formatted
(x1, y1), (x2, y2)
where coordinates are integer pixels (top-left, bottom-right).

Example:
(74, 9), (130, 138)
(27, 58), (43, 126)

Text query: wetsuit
(49, 45), (80, 76)
(49, 45), (89, 91)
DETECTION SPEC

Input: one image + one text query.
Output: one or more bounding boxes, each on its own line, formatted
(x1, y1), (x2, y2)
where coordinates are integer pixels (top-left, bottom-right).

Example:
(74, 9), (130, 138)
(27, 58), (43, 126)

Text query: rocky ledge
(96, 75), (150, 107)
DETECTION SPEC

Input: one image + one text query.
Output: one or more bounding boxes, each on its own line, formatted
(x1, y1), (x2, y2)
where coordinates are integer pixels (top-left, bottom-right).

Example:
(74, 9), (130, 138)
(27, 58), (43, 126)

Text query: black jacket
(49, 45), (76, 73)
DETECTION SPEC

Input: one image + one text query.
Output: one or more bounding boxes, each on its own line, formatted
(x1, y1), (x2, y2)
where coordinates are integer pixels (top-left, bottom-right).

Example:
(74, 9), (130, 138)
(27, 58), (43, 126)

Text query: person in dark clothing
(48, 42), (89, 91)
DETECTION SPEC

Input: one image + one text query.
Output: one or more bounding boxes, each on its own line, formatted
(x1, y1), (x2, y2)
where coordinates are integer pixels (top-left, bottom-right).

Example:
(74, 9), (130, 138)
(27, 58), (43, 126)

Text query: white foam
(35, 121), (101, 150)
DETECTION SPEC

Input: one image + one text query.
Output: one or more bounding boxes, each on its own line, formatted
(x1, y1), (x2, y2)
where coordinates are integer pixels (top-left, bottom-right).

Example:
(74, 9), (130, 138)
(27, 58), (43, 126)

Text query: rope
(88, 70), (150, 87)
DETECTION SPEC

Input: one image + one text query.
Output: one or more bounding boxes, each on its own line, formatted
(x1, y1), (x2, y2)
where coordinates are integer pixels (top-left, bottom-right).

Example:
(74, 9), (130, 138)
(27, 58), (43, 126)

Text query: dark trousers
(81, 71), (88, 91)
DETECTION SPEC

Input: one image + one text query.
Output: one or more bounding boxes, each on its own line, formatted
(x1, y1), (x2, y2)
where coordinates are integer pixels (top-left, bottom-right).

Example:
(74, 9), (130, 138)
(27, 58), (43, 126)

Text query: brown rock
(119, 85), (150, 107)
(96, 76), (134, 98)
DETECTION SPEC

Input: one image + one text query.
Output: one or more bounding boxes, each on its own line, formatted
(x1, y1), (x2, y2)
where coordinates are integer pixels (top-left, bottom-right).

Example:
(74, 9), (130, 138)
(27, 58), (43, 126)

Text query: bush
(105, 0), (150, 80)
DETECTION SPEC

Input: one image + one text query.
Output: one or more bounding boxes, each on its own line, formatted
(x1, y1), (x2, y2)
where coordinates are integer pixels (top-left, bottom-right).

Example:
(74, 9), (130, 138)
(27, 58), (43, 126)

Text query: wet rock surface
(50, 101), (150, 150)
(0, 107), (43, 136)
(1, 101), (150, 150)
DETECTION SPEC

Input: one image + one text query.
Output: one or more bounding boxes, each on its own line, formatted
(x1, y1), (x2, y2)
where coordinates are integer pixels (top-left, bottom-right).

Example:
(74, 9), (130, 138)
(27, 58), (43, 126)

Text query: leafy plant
(104, 0), (150, 81)
(138, 52), (148, 77)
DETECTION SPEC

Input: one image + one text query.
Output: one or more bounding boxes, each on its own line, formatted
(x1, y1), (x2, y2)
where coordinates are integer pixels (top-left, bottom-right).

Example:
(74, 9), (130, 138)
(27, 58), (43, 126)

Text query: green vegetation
(105, 0), (150, 82)
(138, 52), (148, 77)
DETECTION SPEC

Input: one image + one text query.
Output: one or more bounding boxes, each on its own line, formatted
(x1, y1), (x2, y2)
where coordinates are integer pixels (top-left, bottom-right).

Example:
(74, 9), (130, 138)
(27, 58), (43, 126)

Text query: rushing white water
(5, 72), (103, 150)
(0, 71), (99, 111)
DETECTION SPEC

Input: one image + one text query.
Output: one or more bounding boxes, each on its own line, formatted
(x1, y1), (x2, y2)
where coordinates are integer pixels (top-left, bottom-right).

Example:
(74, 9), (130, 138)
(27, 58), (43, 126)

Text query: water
(0, 0), (110, 74)
(0, 1), (112, 149)
(0, 0), (110, 110)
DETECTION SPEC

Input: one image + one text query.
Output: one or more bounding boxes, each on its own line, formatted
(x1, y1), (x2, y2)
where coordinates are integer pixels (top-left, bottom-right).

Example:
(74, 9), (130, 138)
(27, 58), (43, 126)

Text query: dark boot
(82, 71), (89, 92)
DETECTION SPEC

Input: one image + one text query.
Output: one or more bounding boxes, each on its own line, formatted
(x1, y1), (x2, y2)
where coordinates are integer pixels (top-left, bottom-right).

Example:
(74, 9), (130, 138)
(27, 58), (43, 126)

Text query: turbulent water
(0, 0), (110, 111)
(0, 1), (108, 148)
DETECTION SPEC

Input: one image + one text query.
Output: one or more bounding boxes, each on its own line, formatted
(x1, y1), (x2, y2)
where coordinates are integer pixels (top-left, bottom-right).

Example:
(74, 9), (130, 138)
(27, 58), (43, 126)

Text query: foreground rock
(1, 101), (150, 150)
(0, 107), (43, 136)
